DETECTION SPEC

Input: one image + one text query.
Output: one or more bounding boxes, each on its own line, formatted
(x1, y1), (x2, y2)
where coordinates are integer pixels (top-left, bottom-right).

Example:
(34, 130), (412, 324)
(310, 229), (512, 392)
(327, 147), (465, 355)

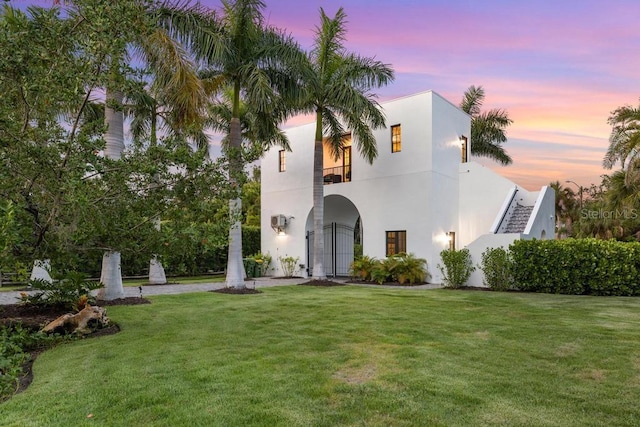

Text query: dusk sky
(14, 0), (640, 190)
(251, 0), (640, 191)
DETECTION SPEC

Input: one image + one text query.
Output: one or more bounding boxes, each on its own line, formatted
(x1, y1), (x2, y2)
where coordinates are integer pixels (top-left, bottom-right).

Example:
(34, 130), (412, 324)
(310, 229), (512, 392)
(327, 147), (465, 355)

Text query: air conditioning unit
(271, 215), (287, 228)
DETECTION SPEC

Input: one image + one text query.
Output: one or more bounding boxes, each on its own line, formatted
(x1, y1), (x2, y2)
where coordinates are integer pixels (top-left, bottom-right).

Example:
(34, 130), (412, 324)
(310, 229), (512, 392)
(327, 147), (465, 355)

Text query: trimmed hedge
(510, 238), (640, 296)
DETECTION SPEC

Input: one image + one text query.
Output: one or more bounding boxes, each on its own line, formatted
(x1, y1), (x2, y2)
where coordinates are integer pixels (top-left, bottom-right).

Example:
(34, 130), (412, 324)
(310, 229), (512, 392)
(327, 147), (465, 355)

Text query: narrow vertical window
(278, 150), (286, 172)
(461, 136), (468, 163)
(386, 230), (406, 256)
(391, 124), (401, 153)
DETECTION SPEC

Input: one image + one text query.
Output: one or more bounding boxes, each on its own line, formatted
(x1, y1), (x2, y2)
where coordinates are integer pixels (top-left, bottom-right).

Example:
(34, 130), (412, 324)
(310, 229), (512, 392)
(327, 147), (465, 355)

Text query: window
(391, 124), (401, 153)
(343, 146), (351, 182)
(386, 230), (406, 256)
(460, 136), (468, 163)
(278, 150), (286, 172)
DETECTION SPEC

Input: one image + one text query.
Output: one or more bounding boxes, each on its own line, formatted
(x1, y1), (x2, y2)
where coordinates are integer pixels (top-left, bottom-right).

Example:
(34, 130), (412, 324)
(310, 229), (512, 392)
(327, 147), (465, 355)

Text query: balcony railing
(323, 165), (351, 185)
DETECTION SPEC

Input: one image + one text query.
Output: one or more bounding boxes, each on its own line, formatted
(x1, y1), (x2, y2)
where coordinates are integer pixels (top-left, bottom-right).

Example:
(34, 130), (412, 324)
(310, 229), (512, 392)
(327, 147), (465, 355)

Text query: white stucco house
(261, 90), (555, 286)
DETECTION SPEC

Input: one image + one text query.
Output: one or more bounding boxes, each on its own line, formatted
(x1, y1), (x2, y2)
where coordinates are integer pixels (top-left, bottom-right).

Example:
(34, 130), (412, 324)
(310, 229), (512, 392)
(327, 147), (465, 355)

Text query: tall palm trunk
(225, 115), (246, 288)
(312, 112), (326, 279)
(148, 218), (167, 284)
(98, 89), (125, 300)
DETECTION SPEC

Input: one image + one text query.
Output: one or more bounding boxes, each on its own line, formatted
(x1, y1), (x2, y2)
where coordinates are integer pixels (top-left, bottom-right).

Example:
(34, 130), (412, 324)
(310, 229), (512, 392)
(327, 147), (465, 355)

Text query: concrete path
(0, 277), (442, 305)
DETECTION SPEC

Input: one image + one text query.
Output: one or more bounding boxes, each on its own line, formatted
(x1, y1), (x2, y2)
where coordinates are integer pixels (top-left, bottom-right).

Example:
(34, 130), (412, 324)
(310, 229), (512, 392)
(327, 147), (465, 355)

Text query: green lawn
(0, 275), (226, 292)
(1, 286), (639, 426)
(122, 274), (226, 286)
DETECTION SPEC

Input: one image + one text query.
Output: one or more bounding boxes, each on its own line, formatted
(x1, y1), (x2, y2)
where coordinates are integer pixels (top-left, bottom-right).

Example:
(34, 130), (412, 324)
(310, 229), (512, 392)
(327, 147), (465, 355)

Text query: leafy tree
(0, 4), (229, 284)
(0, 4), (106, 267)
(460, 85), (513, 165)
(64, 0), (217, 297)
(197, 0), (304, 288)
(299, 7), (394, 279)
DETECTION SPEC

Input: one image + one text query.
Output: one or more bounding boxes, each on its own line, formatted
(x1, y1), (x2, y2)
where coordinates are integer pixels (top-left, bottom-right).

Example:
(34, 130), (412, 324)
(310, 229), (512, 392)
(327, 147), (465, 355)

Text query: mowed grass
(122, 275), (226, 286)
(1, 286), (640, 426)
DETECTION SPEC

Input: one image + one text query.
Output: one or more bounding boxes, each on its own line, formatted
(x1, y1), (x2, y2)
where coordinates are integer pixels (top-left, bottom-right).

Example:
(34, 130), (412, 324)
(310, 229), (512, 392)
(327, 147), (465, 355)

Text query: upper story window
(323, 134), (351, 184)
(278, 150), (286, 172)
(391, 124), (401, 153)
(461, 136), (468, 163)
(386, 230), (406, 256)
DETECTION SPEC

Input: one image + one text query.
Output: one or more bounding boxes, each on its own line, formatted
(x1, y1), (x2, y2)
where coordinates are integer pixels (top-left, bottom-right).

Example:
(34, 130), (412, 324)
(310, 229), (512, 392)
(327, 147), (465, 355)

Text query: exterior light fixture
(277, 229), (286, 236)
(446, 231), (456, 251)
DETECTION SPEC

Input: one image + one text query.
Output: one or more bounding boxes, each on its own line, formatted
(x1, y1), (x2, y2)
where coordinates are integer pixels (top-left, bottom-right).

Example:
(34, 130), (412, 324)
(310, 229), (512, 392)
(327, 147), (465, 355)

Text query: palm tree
(300, 7), (394, 280)
(460, 85), (513, 165)
(549, 181), (578, 238)
(196, 0), (304, 288)
(67, 0), (217, 298)
(603, 102), (640, 179)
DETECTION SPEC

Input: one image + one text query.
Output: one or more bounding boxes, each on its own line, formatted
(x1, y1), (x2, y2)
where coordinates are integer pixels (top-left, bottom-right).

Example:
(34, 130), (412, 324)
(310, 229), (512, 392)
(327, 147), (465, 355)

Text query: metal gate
(306, 223), (355, 277)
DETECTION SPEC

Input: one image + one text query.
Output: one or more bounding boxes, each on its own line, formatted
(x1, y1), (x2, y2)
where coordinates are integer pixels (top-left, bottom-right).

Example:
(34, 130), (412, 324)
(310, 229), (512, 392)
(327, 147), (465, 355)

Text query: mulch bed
(211, 287), (262, 294)
(1, 297), (149, 399)
(297, 280), (346, 287)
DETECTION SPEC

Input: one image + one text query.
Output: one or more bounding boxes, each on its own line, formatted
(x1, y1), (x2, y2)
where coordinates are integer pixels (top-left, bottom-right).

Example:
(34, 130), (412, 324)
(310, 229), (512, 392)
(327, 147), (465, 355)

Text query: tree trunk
(98, 251), (124, 300)
(225, 116), (246, 288)
(29, 259), (52, 283)
(104, 90), (125, 160)
(148, 218), (166, 284)
(148, 256), (167, 285)
(312, 114), (326, 279)
(101, 89), (126, 300)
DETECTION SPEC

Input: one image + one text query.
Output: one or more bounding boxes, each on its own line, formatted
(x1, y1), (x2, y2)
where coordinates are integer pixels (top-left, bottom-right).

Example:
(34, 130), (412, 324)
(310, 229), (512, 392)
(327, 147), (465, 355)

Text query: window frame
(278, 149), (286, 172)
(385, 230), (406, 256)
(391, 124), (402, 153)
(461, 135), (468, 163)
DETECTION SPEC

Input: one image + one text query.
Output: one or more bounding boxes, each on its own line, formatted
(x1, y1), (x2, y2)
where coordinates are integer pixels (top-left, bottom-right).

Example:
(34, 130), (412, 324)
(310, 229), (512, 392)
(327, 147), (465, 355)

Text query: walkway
(0, 277), (442, 306)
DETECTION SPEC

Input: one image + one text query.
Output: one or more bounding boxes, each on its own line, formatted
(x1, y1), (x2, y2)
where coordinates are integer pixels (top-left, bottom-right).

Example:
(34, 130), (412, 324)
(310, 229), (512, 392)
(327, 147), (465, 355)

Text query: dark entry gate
(306, 223), (355, 277)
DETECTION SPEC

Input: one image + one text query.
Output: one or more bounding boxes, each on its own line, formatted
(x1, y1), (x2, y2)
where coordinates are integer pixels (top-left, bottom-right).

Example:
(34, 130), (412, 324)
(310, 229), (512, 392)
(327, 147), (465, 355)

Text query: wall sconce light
(446, 231), (456, 251)
(277, 228), (286, 236)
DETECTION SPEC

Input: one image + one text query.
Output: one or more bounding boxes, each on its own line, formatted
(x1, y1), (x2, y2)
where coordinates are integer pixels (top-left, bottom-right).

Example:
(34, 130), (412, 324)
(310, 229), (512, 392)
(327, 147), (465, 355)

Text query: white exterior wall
(458, 162), (521, 247)
(262, 91), (469, 280)
(261, 90), (553, 284)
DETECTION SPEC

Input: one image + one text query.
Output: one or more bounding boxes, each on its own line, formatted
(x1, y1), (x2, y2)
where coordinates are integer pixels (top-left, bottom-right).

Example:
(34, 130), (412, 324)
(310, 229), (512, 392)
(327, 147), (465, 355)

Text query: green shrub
(438, 249), (475, 288)
(510, 238), (640, 296)
(20, 271), (102, 311)
(367, 253), (428, 285)
(480, 247), (513, 291)
(393, 253), (428, 285)
(278, 256), (299, 278)
(0, 324), (63, 400)
(349, 255), (377, 281)
(370, 255), (397, 284)
(242, 226), (261, 261)
(248, 252), (272, 276)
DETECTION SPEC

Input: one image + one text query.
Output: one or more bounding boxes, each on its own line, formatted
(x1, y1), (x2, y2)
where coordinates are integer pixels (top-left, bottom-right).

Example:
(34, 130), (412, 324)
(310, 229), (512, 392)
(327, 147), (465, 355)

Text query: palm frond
(460, 85), (484, 116)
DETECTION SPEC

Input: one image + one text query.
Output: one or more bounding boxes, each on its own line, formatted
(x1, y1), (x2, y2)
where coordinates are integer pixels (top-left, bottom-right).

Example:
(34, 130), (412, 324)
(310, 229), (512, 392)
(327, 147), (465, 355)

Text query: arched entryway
(305, 195), (361, 277)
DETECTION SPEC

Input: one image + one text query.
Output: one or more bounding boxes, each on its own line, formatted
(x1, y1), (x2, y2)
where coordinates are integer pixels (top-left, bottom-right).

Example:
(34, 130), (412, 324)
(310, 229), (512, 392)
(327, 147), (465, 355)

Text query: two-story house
(261, 90), (555, 285)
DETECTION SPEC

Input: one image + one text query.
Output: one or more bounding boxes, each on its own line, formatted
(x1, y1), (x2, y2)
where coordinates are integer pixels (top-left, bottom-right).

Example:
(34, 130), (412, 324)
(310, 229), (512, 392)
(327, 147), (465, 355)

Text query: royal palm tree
(67, 0), (217, 298)
(603, 101), (640, 179)
(300, 7), (394, 280)
(196, 0), (304, 288)
(460, 85), (513, 165)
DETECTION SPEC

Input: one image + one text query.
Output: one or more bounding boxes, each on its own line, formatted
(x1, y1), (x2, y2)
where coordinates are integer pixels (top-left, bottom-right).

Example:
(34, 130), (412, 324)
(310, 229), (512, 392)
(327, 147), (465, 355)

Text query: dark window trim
(385, 230), (406, 256)
(278, 150), (286, 172)
(391, 124), (401, 153)
(461, 135), (468, 163)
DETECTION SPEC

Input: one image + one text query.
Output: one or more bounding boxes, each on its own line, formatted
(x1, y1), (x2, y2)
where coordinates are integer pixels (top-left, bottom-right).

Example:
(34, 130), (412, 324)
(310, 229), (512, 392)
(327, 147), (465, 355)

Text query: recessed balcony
(323, 165), (351, 185)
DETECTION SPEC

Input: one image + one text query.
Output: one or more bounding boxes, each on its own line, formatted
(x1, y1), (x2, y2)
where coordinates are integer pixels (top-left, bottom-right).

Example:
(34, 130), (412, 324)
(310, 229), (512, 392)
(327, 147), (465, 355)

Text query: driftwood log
(42, 305), (109, 335)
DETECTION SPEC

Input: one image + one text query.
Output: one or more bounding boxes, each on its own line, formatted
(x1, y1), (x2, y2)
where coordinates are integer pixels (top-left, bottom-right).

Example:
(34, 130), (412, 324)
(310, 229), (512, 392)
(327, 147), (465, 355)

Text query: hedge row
(510, 238), (640, 296)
